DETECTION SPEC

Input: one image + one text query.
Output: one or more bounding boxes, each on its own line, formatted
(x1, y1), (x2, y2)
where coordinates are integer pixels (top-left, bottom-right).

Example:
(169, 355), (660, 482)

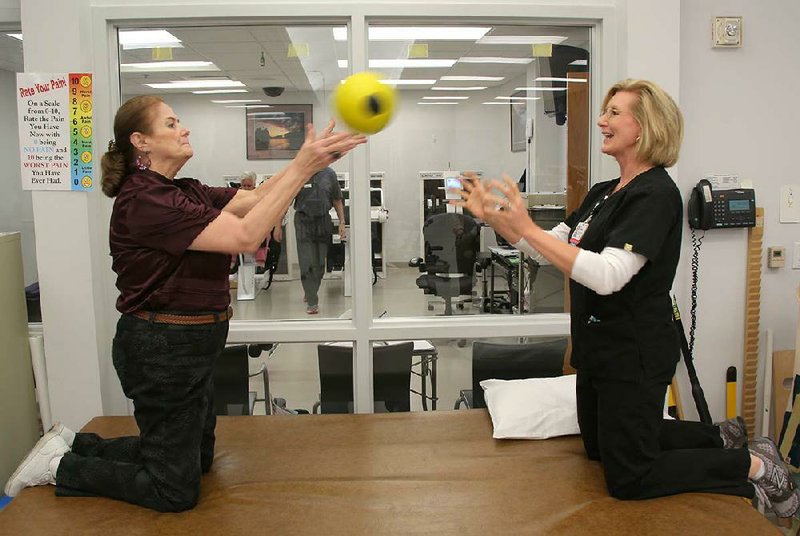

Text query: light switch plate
(713, 17), (742, 48)
(780, 185), (800, 223)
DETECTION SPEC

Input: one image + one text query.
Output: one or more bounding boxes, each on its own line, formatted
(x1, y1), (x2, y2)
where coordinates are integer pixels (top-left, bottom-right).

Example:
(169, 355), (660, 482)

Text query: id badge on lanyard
(569, 193), (609, 247)
(569, 222), (589, 246)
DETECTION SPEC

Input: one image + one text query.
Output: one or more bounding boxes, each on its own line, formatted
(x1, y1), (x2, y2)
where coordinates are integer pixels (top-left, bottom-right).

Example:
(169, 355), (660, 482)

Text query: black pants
(295, 216), (332, 308)
(54, 314), (228, 512)
(576, 369), (753, 500)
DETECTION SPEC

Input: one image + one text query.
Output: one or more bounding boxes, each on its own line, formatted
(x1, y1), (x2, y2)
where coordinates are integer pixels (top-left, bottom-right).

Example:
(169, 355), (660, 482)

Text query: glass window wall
(118, 23), (352, 321)
(365, 22), (591, 319)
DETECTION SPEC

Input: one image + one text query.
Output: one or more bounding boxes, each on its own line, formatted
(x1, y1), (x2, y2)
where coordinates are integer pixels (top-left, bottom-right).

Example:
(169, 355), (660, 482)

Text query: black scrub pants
(54, 314), (228, 512)
(576, 369), (754, 500)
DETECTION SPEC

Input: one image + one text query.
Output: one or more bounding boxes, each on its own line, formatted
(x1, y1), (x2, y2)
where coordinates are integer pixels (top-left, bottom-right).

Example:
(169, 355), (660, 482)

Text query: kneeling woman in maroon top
(4, 95), (364, 511)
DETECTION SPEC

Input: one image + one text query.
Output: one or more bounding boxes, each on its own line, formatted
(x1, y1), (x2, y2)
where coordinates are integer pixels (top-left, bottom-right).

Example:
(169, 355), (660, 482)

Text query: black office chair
(454, 338), (567, 409)
(214, 344), (305, 415)
(313, 342), (414, 413)
(214, 344), (256, 416)
(415, 213), (480, 315)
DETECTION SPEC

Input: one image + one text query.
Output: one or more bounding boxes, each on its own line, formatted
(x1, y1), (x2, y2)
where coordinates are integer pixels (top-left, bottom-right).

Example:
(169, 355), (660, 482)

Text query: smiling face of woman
(597, 90), (642, 162)
(134, 102), (193, 174)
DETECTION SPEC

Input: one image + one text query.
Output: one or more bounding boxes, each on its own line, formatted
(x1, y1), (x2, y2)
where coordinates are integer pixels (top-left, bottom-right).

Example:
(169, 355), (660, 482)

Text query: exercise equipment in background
(672, 297), (712, 424)
(778, 285), (800, 466)
(741, 207), (763, 438)
(726, 366), (737, 420)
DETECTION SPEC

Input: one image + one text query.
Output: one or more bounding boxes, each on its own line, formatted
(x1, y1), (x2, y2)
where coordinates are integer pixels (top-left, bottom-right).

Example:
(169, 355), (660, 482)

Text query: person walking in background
(293, 166), (346, 315)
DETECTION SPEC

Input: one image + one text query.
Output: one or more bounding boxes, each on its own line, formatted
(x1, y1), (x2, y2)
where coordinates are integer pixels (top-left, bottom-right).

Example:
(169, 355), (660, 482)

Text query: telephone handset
(688, 179), (756, 230)
(688, 179), (714, 229)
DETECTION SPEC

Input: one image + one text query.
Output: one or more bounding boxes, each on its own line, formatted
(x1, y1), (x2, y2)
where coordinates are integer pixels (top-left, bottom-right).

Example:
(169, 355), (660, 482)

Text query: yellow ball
(335, 72), (396, 134)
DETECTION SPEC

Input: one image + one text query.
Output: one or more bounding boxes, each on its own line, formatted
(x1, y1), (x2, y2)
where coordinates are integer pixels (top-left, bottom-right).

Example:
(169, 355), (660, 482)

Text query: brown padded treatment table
(1, 411), (776, 535)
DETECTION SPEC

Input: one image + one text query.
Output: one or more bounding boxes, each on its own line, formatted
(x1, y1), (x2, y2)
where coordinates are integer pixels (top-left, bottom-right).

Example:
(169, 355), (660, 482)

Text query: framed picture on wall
(246, 104), (312, 160)
(510, 91), (527, 153)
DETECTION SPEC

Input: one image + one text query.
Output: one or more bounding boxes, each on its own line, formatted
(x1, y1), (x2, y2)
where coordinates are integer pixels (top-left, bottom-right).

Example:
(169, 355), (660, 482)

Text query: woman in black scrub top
(457, 79), (799, 518)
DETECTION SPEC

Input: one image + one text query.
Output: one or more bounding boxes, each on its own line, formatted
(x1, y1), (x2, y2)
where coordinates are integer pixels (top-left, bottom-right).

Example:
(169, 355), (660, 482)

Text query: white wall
(679, 0), (800, 427)
(0, 68), (37, 286)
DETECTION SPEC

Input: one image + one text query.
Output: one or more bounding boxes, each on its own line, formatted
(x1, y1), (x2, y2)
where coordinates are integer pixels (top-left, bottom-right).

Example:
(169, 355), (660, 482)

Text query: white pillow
(480, 375), (675, 440)
(480, 375), (580, 440)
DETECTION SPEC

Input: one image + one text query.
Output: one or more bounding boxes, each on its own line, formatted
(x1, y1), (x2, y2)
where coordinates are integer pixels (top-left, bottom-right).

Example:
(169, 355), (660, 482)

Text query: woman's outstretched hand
(294, 119), (367, 174)
(450, 172), (490, 220)
(453, 172), (538, 244)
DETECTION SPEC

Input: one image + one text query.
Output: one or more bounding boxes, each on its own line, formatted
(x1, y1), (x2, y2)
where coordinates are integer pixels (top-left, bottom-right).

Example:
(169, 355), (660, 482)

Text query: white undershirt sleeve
(511, 222), (646, 295)
(512, 222), (570, 262)
(570, 247), (647, 295)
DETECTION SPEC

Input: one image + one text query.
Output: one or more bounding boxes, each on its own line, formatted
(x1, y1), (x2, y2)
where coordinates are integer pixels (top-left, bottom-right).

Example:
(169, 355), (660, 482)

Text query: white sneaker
(50, 422), (76, 448)
(4, 430), (69, 497)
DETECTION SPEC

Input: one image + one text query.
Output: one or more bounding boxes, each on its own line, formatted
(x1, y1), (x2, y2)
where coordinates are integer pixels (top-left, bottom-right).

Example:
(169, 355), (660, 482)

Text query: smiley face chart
(16, 72), (94, 191)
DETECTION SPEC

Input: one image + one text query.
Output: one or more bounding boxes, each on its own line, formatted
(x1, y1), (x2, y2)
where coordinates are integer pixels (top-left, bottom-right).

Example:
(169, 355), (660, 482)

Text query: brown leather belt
(131, 306), (233, 325)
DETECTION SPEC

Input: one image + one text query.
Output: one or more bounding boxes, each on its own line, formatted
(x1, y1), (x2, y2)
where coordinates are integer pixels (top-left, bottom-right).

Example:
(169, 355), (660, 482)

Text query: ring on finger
(330, 151), (342, 159)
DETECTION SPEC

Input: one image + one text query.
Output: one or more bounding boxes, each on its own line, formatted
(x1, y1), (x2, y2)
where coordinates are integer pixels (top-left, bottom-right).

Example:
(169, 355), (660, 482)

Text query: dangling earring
(134, 152), (150, 171)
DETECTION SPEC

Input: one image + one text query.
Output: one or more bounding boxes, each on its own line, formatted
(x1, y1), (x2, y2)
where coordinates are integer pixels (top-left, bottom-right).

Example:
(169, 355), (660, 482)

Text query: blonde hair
(602, 79), (683, 168)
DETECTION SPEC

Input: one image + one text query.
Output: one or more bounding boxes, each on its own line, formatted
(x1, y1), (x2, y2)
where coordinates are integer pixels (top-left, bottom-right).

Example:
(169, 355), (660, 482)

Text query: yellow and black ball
(335, 72), (396, 135)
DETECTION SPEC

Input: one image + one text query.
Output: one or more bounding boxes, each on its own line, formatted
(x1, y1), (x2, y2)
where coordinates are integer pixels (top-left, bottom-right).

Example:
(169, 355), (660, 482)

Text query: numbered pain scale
(16, 72), (93, 191)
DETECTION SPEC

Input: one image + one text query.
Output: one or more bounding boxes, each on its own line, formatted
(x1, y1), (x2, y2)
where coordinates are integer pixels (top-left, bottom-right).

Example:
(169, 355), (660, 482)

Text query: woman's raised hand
(479, 174), (539, 243)
(294, 119), (367, 174)
(453, 173), (537, 244)
(450, 172), (490, 220)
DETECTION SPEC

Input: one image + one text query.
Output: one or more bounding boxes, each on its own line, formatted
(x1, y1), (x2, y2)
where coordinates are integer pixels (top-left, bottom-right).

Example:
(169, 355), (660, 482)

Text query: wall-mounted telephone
(688, 179), (756, 230)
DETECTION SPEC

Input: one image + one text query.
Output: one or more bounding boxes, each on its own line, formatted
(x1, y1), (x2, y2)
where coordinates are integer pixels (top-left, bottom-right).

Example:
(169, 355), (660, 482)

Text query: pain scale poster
(17, 72), (93, 191)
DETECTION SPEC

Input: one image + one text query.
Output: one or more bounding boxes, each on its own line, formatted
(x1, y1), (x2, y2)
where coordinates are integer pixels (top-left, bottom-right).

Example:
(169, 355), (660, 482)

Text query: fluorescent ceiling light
(119, 30), (182, 50)
(440, 76), (504, 82)
(477, 35), (567, 45)
(210, 99), (261, 104)
(333, 26), (490, 42)
(339, 59), (456, 69)
(458, 57), (533, 65)
(121, 61), (218, 72)
(422, 96), (469, 100)
(145, 80), (245, 89)
(482, 101), (512, 105)
(417, 102), (459, 105)
(514, 87), (567, 92)
(6, 33), (22, 41)
(192, 89), (248, 94)
(225, 105), (272, 108)
(569, 59), (588, 66)
(380, 79), (436, 86)
(536, 77), (587, 83)
(495, 96), (541, 101)
(431, 86), (487, 91)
